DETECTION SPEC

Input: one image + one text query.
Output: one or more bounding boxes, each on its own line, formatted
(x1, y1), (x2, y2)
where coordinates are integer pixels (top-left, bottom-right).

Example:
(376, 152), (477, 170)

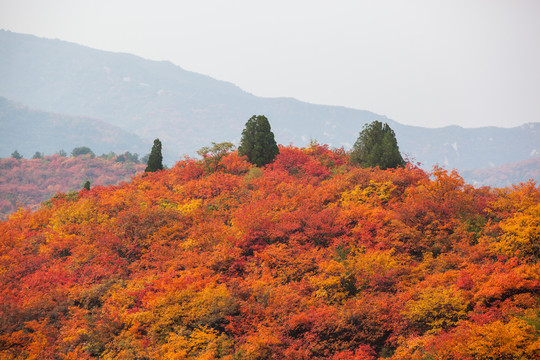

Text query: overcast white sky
(1, 0), (539, 128)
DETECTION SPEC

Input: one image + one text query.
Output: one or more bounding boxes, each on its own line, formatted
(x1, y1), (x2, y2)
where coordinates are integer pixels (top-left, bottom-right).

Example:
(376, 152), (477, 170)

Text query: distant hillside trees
(32, 152), (44, 160)
(0, 155), (145, 219)
(238, 115), (279, 167)
(145, 139), (164, 172)
(350, 121), (405, 169)
(11, 150), (23, 159)
(71, 146), (95, 157)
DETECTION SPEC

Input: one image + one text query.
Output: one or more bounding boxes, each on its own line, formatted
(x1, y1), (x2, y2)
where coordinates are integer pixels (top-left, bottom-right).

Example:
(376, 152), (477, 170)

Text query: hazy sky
(1, 0), (539, 128)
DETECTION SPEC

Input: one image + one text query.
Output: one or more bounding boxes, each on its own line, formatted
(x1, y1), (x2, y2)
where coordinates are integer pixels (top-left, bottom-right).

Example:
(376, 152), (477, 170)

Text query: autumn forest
(1, 143), (539, 359)
(0, 153), (145, 220)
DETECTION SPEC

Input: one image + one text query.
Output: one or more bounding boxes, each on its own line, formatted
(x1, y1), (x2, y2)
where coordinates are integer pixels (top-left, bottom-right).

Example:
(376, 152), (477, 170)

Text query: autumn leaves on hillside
(1, 141), (539, 359)
(0, 154), (145, 219)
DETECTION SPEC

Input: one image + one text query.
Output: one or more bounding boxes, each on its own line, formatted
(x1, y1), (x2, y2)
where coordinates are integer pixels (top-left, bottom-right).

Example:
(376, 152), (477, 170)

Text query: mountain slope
(0, 97), (148, 158)
(1, 29), (538, 170)
(392, 122), (540, 170)
(462, 156), (540, 187)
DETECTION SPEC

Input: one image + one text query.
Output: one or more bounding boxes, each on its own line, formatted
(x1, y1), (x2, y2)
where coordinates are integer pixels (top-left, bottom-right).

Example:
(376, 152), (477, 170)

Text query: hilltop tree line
(10, 115), (405, 174)
(143, 116), (405, 173)
(10, 147), (148, 164)
(1, 115), (406, 221)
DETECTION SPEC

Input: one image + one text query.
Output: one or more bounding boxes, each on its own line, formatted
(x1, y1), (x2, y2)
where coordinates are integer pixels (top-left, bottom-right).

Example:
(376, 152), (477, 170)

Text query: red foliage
(0, 155), (145, 219)
(0, 146), (539, 359)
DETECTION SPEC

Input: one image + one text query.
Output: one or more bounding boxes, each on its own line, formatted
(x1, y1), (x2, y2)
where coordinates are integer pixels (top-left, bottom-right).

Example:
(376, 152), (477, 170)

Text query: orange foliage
(0, 146), (539, 359)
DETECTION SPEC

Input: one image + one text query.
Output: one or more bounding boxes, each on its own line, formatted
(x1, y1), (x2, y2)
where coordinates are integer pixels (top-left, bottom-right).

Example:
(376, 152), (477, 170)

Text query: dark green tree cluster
(32, 152), (44, 160)
(8, 147), (145, 163)
(238, 115), (279, 167)
(350, 120), (405, 170)
(145, 139), (164, 172)
(11, 150), (23, 160)
(71, 146), (95, 157)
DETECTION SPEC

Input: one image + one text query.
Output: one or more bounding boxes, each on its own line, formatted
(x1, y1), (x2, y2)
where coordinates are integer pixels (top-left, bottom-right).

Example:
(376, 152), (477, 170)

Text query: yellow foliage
(341, 180), (396, 205)
(448, 318), (540, 360)
(311, 260), (355, 304)
(348, 248), (402, 289)
(133, 283), (237, 345)
(350, 248), (399, 275)
(50, 197), (108, 230)
(162, 326), (230, 360)
(494, 202), (540, 258)
(159, 198), (202, 214)
(404, 286), (468, 332)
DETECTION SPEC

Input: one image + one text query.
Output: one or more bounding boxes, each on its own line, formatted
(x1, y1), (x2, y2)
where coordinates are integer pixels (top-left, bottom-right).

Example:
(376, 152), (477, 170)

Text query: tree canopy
(238, 115), (279, 167)
(71, 146), (95, 157)
(10, 150), (22, 159)
(350, 121), (405, 170)
(145, 138), (164, 172)
(197, 142), (236, 173)
(32, 151), (44, 160)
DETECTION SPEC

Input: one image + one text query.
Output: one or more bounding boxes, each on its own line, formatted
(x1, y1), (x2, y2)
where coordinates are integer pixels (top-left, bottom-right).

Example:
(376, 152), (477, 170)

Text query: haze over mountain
(1, 29), (538, 173)
(462, 157), (540, 188)
(0, 97), (147, 158)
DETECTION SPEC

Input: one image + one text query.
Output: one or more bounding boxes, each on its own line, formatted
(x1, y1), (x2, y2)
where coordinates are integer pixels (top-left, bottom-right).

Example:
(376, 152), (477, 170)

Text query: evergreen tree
(11, 150), (23, 159)
(238, 115), (279, 167)
(350, 121), (405, 170)
(32, 151), (44, 160)
(123, 152), (139, 163)
(71, 146), (95, 157)
(145, 138), (164, 172)
(83, 180), (91, 191)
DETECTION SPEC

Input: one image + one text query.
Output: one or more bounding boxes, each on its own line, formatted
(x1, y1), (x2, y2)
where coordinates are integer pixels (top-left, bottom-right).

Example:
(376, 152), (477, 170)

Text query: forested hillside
(0, 154), (145, 219)
(1, 144), (538, 359)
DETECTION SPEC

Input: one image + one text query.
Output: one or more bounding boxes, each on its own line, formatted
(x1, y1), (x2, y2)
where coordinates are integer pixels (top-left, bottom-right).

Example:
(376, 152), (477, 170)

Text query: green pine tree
(11, 150), (23, 160)
(145, 139), (164, 172)
(350, 121), (405, 170)
(32, 151), (44, 159)
(71, 146), (95, 157)
(238, 115), (279, 167)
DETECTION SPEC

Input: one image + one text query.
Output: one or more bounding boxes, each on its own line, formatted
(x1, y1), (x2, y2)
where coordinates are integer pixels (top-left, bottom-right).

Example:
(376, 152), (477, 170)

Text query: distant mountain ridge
(391, 122), (539, 171)
(462, 157), (540, 188)
(1, 29), (538, 173)
(0, 97), (148, 158)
